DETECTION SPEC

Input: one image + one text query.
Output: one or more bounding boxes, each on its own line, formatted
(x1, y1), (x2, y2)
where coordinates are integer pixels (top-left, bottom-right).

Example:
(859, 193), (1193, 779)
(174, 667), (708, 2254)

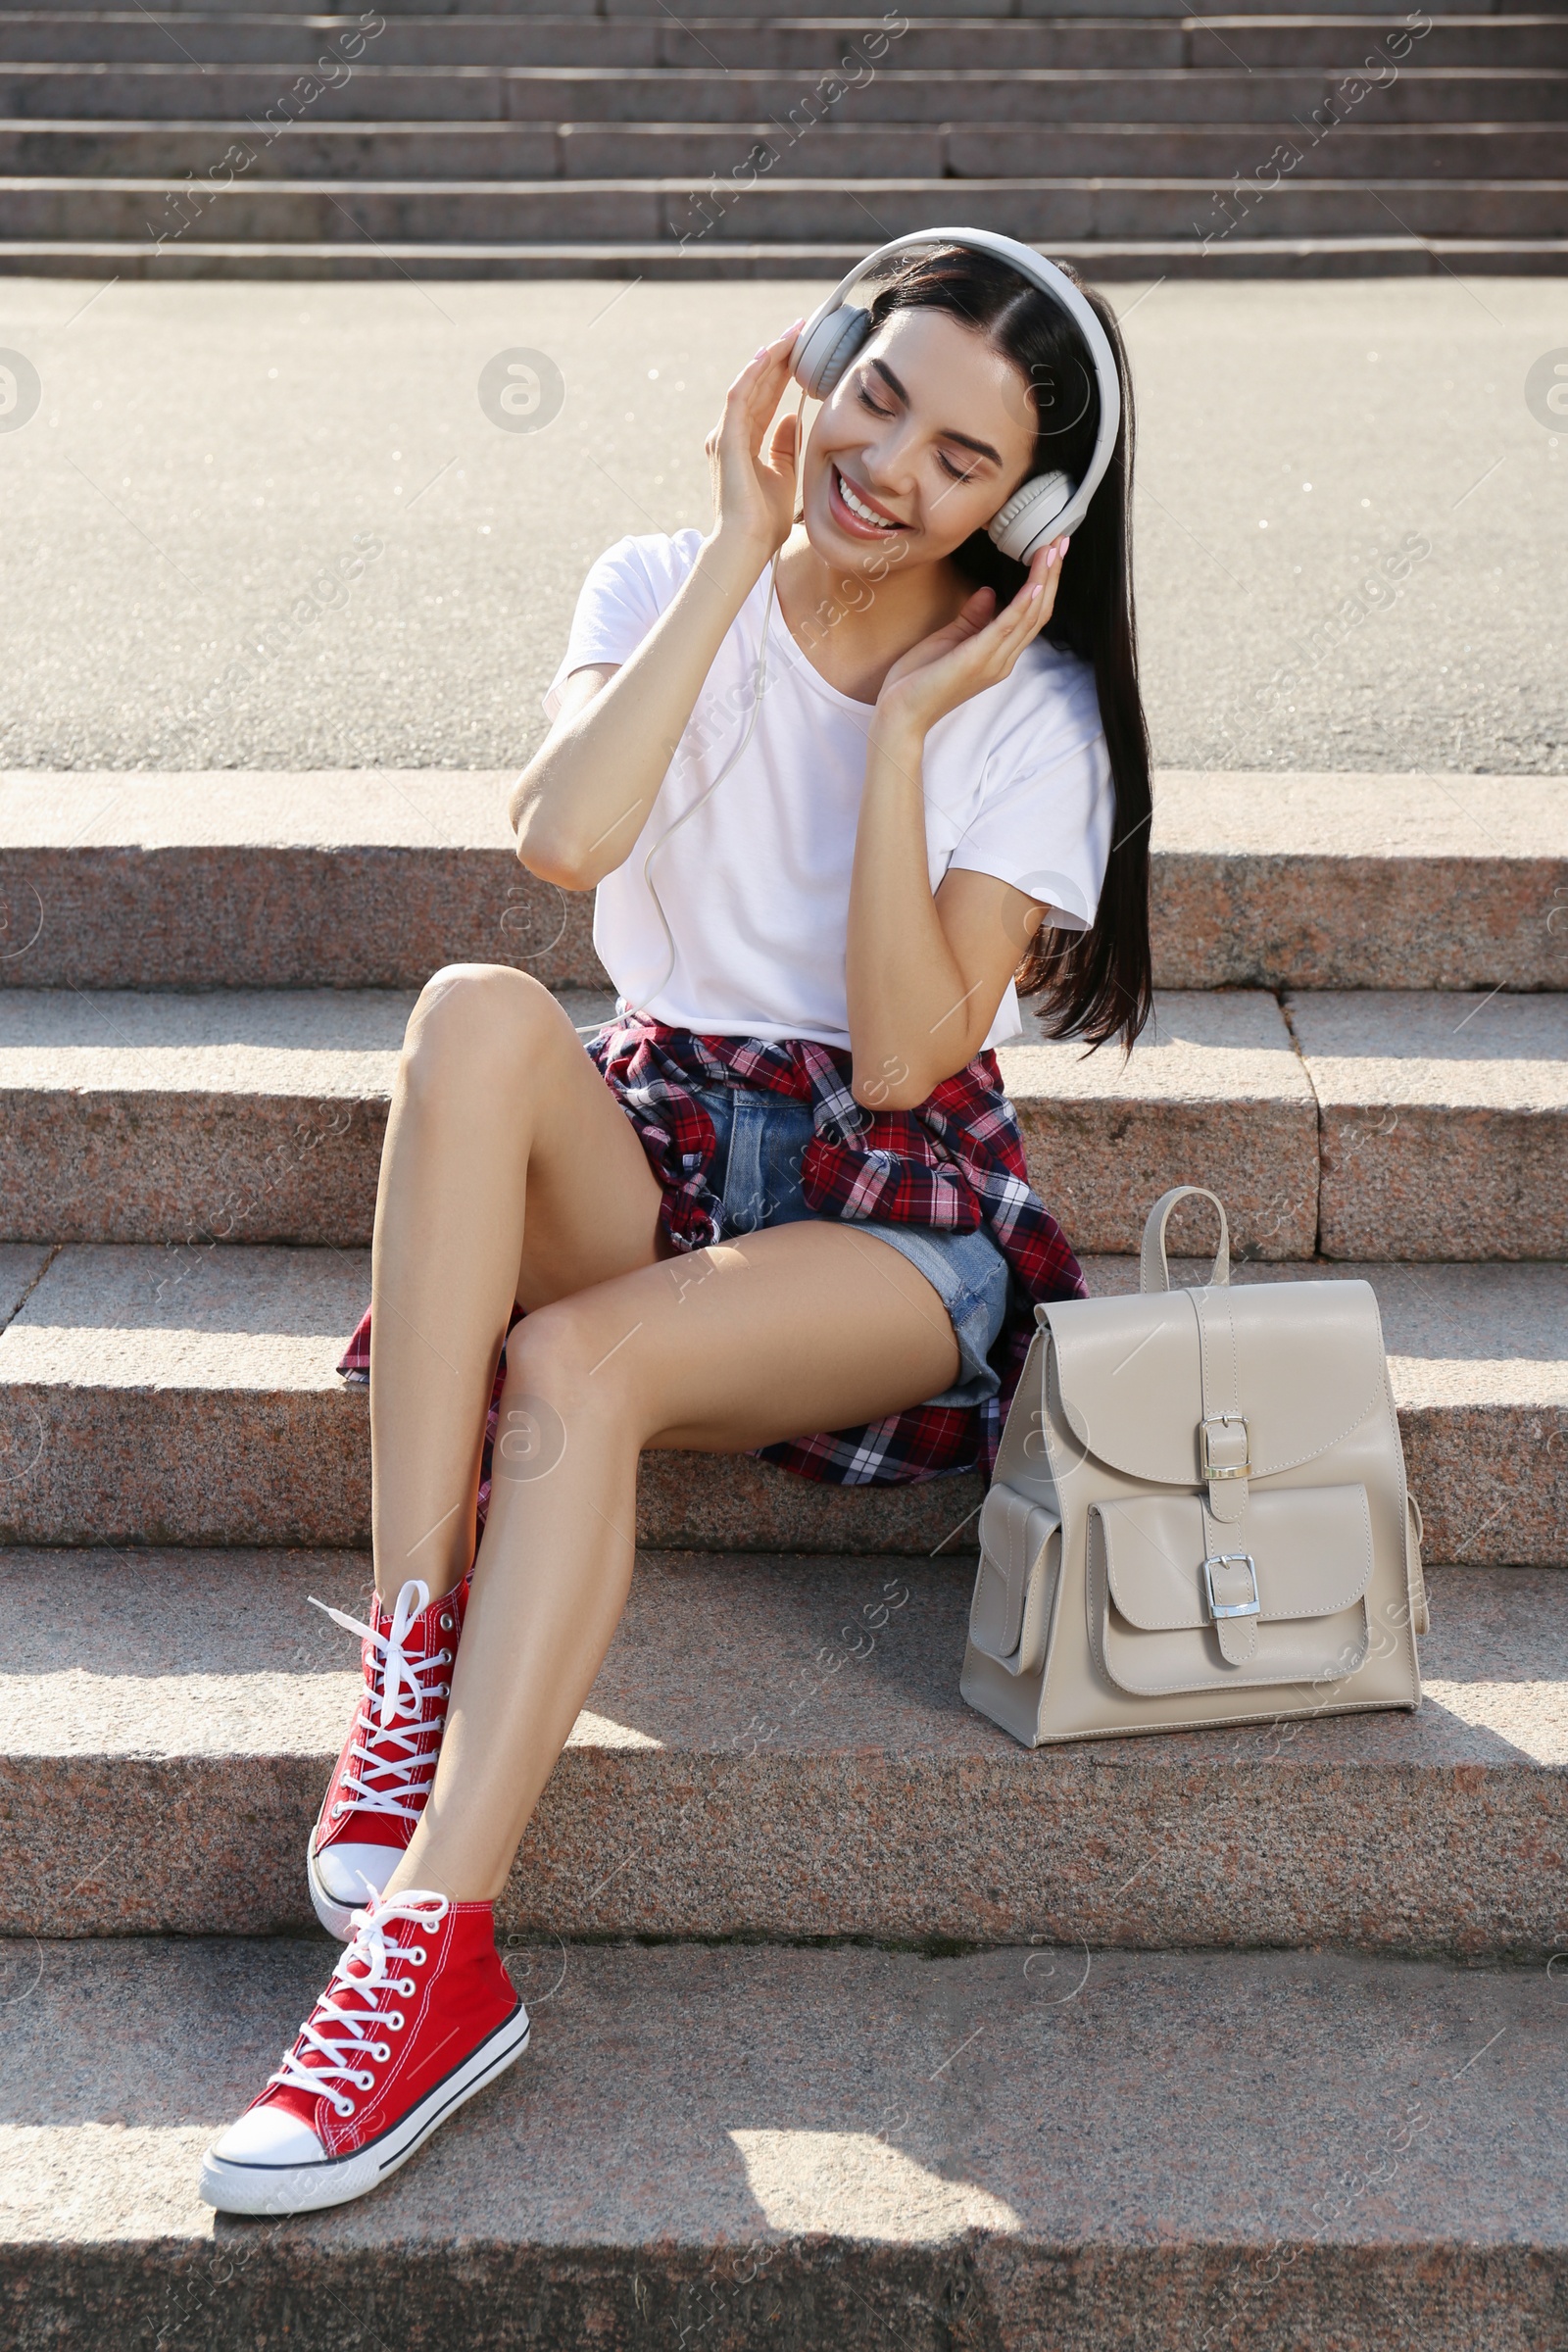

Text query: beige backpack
(962, 1187), (1428, 1747)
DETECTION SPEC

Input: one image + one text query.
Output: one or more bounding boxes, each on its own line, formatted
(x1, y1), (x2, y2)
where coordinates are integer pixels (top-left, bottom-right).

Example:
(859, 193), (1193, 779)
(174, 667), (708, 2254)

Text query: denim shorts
(689, 1084), (1011, 1410)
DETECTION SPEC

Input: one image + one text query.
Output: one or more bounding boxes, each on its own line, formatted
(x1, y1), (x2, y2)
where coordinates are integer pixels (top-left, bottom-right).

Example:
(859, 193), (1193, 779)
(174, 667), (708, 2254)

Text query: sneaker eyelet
(386, 2012), (405, 2031)
(370, 2042), (391, 2063)
(357, 2069), (376, 2089)
(438, 1614), (452, 1633)
(410, 1947), (427, 1965)
(399, 1977), (416, 1996)
(336, 2096), (355, 2117)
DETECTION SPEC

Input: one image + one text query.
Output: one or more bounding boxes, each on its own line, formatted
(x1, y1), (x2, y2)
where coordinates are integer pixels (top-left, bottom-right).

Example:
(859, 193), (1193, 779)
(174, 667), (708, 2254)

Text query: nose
(856, 416), (917, 502)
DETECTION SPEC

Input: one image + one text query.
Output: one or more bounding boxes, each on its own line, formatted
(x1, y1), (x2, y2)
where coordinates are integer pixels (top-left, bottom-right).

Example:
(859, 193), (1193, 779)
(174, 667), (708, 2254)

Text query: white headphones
(631, 228), (1119, 1016)
(789, 224), (1122, 560)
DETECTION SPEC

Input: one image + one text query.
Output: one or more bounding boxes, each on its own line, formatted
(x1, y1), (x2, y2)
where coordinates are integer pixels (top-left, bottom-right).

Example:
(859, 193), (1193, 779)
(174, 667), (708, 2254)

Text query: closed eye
(856, 383), (978, 484)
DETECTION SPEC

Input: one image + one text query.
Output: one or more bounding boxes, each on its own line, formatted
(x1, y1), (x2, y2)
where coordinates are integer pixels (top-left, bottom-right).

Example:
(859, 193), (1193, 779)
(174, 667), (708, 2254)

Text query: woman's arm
(846, 728), (1048, 1109)
(845, 539), (1067, 1109)
(509, 319), (804, 892)
(510, 530), (765, 889)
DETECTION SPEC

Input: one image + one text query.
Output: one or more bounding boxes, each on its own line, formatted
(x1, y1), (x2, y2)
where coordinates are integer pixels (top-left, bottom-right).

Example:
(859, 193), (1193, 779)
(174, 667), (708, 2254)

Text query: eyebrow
(866, 357), (1004, 466)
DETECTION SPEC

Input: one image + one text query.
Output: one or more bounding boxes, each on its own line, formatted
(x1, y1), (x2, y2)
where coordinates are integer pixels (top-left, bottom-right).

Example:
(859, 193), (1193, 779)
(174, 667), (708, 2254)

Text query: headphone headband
(788, 226), (1122, 558)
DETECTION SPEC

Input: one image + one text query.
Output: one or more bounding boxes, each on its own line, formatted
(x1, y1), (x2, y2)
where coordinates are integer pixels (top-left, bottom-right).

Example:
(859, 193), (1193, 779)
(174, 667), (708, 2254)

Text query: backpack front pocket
(1090, 1483), (1374, 1699)
(968, 1483), (1061, 1679)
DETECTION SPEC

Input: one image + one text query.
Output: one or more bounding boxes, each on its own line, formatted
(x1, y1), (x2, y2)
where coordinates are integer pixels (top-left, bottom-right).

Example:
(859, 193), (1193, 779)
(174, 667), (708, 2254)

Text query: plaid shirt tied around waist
(336, 1011), (1086, 1509)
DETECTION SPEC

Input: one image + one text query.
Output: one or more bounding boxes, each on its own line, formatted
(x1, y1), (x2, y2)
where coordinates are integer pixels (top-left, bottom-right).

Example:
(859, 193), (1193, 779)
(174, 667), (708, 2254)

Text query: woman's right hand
(704, 318), (807, 562)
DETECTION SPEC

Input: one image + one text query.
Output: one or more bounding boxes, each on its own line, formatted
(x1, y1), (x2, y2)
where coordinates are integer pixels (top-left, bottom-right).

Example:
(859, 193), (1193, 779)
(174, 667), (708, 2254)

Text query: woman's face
(801, 306), (1038, 571)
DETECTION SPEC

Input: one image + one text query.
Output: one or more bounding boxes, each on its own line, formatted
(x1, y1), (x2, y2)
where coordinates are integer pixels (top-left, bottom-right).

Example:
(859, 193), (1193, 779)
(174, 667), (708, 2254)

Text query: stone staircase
(2, 0), (1567, 277)
(0, 753), (1565, 2342)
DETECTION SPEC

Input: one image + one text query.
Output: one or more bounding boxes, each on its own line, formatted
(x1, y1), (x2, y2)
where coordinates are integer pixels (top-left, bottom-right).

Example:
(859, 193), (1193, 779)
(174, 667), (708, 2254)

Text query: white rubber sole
(198, 2000), (531, 2216)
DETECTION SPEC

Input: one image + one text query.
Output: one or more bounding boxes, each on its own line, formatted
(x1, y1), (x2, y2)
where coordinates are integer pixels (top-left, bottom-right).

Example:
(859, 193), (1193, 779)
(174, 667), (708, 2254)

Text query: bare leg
(367, 965), (674, 1604)
(387, 1219), (960, 1903)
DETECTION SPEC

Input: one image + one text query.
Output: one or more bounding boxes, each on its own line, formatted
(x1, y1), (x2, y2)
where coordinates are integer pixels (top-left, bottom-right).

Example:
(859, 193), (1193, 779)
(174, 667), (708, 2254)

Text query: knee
(399, 964), (563, 1108)
(499, 1300), (637, 1450)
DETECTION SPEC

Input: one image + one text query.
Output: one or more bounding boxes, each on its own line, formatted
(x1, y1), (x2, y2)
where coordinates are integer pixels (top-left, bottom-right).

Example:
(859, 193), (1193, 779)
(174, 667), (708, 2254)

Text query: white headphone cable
(626, 381), (804, 1019)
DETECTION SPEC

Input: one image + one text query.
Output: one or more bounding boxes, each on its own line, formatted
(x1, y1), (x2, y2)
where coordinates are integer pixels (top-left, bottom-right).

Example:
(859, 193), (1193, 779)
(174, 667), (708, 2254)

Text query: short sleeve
(540, 531), (697, 721)
(947, 666), (1114, 934)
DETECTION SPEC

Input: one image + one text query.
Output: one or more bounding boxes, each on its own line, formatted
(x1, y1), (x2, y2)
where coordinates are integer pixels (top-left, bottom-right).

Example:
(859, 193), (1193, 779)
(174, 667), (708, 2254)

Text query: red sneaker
(308, 1575), (468, 1939)
(199, 1889), (528, 2215)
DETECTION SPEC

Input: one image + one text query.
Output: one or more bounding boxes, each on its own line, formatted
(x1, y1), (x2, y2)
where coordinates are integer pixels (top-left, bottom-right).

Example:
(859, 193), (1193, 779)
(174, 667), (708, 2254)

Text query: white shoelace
(269, 1888), (451, 2120)
(310, 1576), (454, 1826)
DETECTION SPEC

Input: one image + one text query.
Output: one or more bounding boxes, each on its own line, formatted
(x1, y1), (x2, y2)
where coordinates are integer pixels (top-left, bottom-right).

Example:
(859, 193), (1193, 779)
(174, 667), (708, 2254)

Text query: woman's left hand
(873, 538), (1067, 739)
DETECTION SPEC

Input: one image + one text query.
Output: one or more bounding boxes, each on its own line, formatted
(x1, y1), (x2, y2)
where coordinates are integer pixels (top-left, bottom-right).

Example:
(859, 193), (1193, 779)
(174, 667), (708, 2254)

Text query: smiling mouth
(830, 463), (904, 533)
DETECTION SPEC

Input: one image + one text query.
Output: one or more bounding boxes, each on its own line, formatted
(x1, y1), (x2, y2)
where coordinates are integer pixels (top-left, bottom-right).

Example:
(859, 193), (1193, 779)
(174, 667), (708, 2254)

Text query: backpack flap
(969, 1484), (1061, 1678)
(1091, 1484), (1375, 1698)
(1040, 1278), (1390, 1493)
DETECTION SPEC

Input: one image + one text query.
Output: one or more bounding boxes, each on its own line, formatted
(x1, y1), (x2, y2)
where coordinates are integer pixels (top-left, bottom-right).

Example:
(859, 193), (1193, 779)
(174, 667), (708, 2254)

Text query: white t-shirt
(540, 527), (1114, 1051)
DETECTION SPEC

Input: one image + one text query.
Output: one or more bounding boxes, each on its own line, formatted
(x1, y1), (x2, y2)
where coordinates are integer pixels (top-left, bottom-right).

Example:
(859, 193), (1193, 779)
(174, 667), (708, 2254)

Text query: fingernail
(1028, 581), (1045, 601)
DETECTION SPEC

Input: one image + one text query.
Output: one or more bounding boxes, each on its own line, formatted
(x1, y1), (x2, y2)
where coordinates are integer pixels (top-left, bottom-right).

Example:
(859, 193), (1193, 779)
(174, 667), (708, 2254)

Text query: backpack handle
(1140, 1187), (1231, 1294)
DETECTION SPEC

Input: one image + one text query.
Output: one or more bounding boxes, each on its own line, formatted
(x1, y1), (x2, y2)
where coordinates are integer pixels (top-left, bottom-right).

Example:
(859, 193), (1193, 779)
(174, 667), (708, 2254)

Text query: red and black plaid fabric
(337, 1012), (1085, 1504)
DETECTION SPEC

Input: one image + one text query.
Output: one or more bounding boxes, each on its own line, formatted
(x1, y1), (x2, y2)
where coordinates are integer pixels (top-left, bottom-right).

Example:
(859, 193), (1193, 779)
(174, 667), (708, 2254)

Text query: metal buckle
(1199, 1414), (1250, 1482)
(1202, 1552), (1260, 1621)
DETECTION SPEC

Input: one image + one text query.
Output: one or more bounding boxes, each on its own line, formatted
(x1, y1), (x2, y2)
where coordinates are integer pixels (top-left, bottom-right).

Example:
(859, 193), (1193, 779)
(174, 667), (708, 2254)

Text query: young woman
(199, 236), (1152, 2216)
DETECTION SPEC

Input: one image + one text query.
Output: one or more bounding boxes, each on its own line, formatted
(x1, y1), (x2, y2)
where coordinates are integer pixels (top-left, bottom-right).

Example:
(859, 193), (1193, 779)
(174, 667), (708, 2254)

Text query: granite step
(23, 0), (1533, 15)
(1152, 771), (1568, 995)
(5, 15), (1564, 69)
(1021, 988), (1568, 1264)
(10, 234), (1566, 275)
(10, 172), (1568, 244)
(5, 982), (1565, 1258)
(1287, 989), (1568, 1262)
(2, 1545), (1562, 1951)
(0, 983), (1330, 1254)
(3, 769), (1561, 996)
(3, 1937), (1562, 2352)
(0, 1243), (1559, 1561)
(0, 65), (1556, 127)
(0, 983), (424, 1250)
(0, 17), (1226, 68)
(4, 120), (1565, 179)
(0, 768), (597, 994)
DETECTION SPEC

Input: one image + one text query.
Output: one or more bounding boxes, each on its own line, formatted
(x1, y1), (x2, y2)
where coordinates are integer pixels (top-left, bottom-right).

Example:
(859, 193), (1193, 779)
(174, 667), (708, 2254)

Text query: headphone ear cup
(987, 470), (1072, 564)
(791, 305), (871, 400)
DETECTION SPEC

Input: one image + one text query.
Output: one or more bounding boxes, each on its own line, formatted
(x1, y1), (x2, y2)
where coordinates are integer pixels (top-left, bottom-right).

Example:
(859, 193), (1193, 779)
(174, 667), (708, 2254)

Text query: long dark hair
(864, 245), (1152, 1054)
